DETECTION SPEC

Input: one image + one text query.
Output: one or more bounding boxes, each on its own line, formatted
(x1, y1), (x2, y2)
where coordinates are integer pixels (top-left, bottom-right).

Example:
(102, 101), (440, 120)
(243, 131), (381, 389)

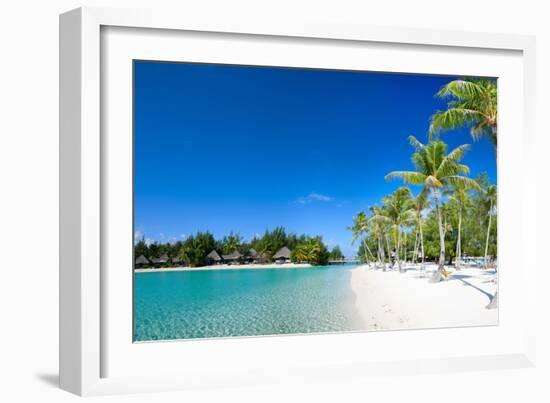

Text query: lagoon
(134, 264), (364, 341)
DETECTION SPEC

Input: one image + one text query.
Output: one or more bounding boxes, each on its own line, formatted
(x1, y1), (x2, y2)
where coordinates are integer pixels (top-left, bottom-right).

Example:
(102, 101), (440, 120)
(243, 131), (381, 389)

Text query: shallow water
(134, 264), (364, 341)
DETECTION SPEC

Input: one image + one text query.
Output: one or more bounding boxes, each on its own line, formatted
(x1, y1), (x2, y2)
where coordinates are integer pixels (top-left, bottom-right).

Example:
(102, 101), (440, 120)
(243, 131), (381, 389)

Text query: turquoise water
(134, 265), (364, 341)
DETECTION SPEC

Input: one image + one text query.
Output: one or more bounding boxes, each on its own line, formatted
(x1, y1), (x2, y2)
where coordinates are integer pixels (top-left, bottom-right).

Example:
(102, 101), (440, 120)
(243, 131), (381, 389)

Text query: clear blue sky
(134, 61), (496, 257)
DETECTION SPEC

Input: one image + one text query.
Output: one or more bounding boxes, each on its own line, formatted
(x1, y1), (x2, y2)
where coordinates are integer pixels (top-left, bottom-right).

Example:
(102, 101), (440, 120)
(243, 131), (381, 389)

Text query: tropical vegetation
(430, 78), (498, 147)
(135, 226), (334, 267)
(349, 77), (497, 295)
(385, 136), (483, 281)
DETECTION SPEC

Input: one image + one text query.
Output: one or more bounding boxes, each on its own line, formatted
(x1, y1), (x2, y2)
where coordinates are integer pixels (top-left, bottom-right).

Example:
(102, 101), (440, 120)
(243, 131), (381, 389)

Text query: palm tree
(369, 205), (388, 269)
(430, 78), (498, 147)
(447, 181), (478, 270)
(410, 188), (429, 268)
(483, 185), (497, 269)
(385, 136), (481, 282)
(412, 227), (419, 263)
(292, 246), (307, 263)
(372, 206), (396, 269)
(380, 188), (414, 273)
(349, 211), (375, 263)
(222, 232), (242, 254)
(293, 239), (321, 264)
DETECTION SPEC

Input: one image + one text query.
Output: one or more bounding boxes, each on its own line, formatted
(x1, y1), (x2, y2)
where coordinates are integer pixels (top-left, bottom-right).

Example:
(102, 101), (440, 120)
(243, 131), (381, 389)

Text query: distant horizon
(134, 61), (497, 258)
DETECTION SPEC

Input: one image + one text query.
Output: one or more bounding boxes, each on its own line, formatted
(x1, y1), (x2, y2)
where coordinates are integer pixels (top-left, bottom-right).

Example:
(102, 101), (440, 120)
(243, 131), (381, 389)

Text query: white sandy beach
(350, 264), (498, 330)
(134, 262), (313, 273)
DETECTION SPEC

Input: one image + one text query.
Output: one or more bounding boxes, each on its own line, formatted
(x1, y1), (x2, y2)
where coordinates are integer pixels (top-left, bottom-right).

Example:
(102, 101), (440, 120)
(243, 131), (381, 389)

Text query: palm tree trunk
(385, 233), (393, 269)
(397, 227), (403, 273)
(375, 236), (380, 266)
(487, 127), (498, 308)
(455, 208), (462, 270)
(362, 237), (375, 262)
(403, 232), (407, 266)
(403, 231), (408, 265)
(413, 229), (419, 264)
(379, 234), (386, 270)
(430, 188), (446, 283)
(376, 237), (381, 268)
(484, 199), (493, 269)
(419, 217), (425, 268)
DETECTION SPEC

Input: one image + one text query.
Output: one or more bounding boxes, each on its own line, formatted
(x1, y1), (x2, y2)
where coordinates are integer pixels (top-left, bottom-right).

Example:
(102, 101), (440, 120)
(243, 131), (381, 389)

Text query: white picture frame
(60, 6), (537, 396)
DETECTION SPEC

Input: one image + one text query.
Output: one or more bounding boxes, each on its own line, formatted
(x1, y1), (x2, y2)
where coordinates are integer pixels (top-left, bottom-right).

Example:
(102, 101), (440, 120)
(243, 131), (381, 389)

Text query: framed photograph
(60, 7), (537, 396)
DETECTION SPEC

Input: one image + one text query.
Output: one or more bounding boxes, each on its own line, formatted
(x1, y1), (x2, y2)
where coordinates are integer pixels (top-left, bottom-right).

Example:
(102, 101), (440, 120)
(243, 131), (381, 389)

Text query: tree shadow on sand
(449, 274), (495, 302)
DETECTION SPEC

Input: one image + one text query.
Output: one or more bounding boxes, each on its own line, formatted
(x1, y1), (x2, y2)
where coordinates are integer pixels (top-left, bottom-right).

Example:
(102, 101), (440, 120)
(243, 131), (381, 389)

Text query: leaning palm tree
(484, 184), (498, 309)
(385, 136), (482, 282)
(380, 187), (415, 273)
(349, 211), (375, 263)
(430, 78), (498, 147)
(410, 187), (430, 268)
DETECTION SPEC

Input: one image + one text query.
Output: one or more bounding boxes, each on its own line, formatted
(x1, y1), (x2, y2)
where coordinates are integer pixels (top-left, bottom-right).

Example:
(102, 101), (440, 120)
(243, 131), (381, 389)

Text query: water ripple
(134, 265), (363, 341)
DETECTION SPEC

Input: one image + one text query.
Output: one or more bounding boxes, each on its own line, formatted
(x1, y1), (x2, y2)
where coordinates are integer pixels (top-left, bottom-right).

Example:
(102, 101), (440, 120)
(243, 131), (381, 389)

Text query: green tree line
(135, 226), (345, 267)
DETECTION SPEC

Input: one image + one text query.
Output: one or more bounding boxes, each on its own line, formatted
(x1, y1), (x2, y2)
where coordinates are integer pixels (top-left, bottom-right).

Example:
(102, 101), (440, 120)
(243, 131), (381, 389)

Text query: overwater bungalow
(135, 254), (150, 268)
(206, 250), (222, 265)
(222, 250), (243, 265)
(273, 246), (291, 264)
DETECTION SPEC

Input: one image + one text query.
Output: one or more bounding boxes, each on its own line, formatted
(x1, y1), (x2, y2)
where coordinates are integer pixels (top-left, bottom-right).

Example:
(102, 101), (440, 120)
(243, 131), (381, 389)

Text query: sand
(350, 264), (498, 330)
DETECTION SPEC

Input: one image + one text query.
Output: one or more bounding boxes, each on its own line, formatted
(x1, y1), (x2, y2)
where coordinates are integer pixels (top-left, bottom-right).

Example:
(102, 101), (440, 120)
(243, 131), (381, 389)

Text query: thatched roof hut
(151, 254), (169, 265)
(246, 248), (267, 263)
(273, 246), (291, 260)
(135, 255), (149, 265)
(207, 250), (222, 261)
(222, 251), (242, 261)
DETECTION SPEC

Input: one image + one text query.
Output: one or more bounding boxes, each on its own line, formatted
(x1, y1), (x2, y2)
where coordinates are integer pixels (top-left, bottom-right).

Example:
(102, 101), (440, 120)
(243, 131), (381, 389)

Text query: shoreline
(134, 262), (315, 273)
(350, 264), (498, 330)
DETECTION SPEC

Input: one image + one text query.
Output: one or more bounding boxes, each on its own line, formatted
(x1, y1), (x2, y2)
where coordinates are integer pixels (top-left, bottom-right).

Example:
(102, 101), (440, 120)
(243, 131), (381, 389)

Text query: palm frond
(429, 108), (482, 135)
(443, 176), (484, 192)
(446, 144), (471, 162)
(435, 79), (486, 100)
(385, 171), (426, 185)
(436, 144), (470, 177)
(408, 135), (424, 151)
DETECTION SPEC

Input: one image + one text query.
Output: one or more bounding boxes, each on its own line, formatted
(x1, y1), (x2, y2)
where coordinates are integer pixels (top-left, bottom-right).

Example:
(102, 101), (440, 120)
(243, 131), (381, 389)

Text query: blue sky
(134, 61), (496, 257)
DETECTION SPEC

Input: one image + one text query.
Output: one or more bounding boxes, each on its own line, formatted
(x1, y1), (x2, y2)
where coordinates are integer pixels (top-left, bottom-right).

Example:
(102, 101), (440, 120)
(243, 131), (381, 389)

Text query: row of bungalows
(207, 247), (291, 265)
(135, 253), (185, 268)
(208, 249), (265, 265)
(135, 246), (293, 269)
